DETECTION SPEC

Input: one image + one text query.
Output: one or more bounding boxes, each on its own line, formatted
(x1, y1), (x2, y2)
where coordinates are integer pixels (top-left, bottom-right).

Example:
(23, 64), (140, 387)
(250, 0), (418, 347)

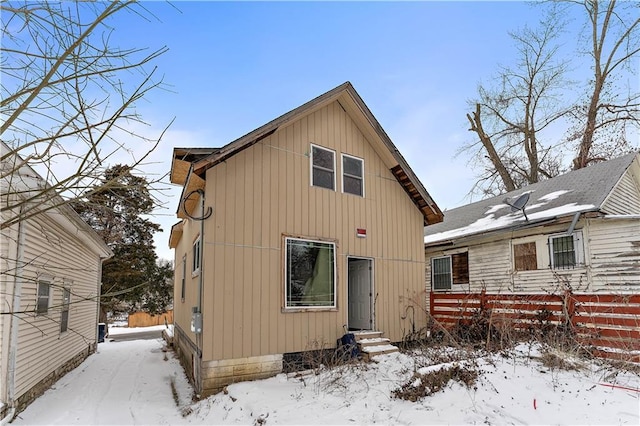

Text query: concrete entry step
(350, 331), (399, 360)
(351, 330), (383, 341)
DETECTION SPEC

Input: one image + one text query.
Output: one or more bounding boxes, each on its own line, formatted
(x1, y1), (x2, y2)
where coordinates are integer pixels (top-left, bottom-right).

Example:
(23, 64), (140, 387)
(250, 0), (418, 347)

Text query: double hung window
(311, 145), (335, 190)
(431, 252), (469, 291)
(342, 154), (364, 197)
(60, 288), (71, 332)
(36, 280), (51, 315)
(192, 237), (201, 274)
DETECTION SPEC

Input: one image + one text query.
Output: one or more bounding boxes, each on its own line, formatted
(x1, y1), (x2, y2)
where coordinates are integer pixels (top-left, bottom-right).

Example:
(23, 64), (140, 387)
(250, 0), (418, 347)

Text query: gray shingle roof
(424, 152), (639, 245)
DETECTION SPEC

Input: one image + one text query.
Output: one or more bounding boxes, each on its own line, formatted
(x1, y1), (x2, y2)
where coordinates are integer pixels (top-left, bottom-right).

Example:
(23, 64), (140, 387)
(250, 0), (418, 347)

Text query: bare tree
(1, 1), (171, 229)
(463, 8), (568, 196)
(569, 0), (640, 169)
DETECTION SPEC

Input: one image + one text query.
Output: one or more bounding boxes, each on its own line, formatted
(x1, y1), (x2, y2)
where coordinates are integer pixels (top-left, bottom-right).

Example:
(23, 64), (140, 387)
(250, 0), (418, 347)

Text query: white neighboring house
(0, 142), (112, 421)
(424, 152), (640, 297)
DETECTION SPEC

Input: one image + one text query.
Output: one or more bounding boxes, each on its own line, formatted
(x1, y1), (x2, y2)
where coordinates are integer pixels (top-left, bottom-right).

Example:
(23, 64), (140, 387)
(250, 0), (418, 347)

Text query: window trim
(283, 236), (337, 311)
(431, 256), (453, 291)
(341, 153), (365, 197)
(192, 236), (201, 276)
(548, 231), (584, 270)
(310, 144), (336, 191)
(60, 287), (71, 333)
(36, 280), (51, 316)
(431, 252), (469, 291)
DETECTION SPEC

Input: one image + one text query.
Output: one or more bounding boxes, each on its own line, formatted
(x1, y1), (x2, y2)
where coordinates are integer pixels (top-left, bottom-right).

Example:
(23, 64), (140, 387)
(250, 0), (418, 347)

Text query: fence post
(563, 290), (576, 330)
(480, 289), (487, 310)
(429, 291), (434, 318)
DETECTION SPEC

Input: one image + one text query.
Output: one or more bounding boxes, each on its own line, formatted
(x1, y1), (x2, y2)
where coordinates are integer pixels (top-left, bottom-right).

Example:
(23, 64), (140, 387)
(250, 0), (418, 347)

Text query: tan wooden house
(169, 82), (443, 396)
(1, 142), (112, 421)
(424, 152), (640, 298)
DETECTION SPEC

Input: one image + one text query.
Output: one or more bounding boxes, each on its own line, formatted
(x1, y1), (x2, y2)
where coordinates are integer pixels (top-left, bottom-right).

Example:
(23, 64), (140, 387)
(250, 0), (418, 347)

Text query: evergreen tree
(73, 165), (172, 321)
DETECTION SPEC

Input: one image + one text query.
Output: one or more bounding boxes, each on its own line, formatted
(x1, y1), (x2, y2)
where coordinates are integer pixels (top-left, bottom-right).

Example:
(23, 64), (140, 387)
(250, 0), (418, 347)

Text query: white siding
(588, 218), (640, 291)
(468, 241), (513, 292)
(602, 169), (640, 215)
(426, 225), (591, 296)
(11, 213), (103, 399)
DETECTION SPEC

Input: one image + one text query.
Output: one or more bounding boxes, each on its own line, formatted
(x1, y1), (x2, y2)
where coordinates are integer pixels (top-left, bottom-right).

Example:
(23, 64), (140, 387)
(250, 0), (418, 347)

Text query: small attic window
(342, 154), (364, 197)
(311, 144), (335, 191)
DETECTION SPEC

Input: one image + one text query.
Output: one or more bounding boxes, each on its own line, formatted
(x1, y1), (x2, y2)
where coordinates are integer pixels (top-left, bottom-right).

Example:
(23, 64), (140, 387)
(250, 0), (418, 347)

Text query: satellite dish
(504, 193), (530, 221)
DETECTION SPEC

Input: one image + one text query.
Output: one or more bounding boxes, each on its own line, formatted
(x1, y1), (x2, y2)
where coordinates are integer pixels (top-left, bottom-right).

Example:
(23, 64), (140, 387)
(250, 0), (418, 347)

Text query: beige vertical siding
(11, 213), (102, 399)
(588, 218), (640, 291)
(602, 169), (640, 215)
(173, 100), (427, 362)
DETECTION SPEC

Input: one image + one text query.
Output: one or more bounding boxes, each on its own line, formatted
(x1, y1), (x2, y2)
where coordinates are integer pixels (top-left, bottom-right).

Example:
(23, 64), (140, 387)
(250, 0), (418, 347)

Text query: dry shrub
(392, 364), (479, 402)
(539, 351), (583, 371)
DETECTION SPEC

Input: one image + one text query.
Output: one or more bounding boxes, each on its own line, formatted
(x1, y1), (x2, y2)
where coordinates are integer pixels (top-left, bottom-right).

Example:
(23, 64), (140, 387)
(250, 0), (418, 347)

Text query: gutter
(601, 214), (640, 220)
(424, 216), (560, 249)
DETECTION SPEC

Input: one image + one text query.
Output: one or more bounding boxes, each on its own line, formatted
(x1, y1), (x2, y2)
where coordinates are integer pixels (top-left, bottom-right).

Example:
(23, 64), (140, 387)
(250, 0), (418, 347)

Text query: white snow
(13, 338), (640, 425)
(484, 203), (509, 215)
(425, 202), (595, 244)
(538, 190), (571, 201)
(107, 324), (168, 335)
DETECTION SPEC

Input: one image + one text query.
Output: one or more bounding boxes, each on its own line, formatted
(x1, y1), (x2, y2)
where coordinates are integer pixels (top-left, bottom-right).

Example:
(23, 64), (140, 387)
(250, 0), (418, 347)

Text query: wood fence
(127, 310), (173, 328)
(430, 291), (640, 362)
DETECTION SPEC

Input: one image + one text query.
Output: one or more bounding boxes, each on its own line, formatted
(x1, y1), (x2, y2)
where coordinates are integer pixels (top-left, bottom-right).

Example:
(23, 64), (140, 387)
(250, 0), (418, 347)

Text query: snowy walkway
(12, 336), (640, 425)
(13, 335), (191, 425)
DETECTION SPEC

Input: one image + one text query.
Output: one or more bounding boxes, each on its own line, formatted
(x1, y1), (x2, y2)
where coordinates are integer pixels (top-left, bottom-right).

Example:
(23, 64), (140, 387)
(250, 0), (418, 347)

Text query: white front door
(348, 258), (372, 330)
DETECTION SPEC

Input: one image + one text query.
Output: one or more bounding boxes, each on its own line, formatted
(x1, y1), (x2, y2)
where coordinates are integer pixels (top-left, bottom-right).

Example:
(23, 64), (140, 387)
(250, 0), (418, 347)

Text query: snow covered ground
(13, 333), (640, 425)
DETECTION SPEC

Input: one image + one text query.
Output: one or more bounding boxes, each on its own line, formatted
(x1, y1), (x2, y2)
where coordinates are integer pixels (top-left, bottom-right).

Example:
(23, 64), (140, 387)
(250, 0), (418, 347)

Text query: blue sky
(106, 1), (596, 260)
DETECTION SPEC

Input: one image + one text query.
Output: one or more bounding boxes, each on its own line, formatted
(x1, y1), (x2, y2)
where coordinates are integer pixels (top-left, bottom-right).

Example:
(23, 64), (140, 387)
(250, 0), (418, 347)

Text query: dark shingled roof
(424, 152), (639, 245)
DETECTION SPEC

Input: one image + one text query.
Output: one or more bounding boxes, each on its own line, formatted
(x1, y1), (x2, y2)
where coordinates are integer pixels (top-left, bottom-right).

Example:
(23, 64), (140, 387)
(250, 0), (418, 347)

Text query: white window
(60, 288), (71, 333)
(192, 237), (201, 274)
(431, 253), (469, 291)
(36, 280), (51, 315)
(342, 154), (364, 197)
(285, 237), (336, 309)
(310, 144), (335, 190)
(549, 231), (584, 269)
(431, 256), (452, 291)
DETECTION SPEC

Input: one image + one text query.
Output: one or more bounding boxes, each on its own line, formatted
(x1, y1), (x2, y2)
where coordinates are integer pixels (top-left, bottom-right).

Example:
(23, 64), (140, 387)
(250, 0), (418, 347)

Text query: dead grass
(392, 364), (479, 402)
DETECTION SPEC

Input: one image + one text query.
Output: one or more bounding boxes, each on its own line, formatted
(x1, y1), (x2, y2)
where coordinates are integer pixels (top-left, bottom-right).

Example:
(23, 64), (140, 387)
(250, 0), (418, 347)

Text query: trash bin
(98, 323), (106, 343)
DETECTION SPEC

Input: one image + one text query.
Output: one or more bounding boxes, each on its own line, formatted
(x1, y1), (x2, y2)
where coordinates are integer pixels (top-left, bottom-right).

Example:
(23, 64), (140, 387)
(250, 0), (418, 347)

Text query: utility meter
(191, 308), (202, 334)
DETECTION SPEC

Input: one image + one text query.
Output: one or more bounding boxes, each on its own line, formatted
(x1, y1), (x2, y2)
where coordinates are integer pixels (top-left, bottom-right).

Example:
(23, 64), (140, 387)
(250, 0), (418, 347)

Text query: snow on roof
(424, 152), (638, 245)
(424, 200), (595, 244)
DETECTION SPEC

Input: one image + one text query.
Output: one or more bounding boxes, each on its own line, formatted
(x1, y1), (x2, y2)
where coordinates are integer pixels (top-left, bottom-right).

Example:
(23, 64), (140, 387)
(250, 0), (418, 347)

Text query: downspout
(567, 212), (581, 235)
(95, 258), (104, 350)
(2, 210), (25, 425)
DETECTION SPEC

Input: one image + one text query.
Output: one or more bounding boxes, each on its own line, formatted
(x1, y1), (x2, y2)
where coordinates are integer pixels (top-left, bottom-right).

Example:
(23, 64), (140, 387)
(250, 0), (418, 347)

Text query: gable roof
(1, 141), (112, 259)
(171, 82), (443, 225)
(424, 152), (640, 246)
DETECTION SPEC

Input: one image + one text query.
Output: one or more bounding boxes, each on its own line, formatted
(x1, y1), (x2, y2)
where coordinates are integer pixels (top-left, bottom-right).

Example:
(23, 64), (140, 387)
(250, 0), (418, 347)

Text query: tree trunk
(467, 104), (517, 192)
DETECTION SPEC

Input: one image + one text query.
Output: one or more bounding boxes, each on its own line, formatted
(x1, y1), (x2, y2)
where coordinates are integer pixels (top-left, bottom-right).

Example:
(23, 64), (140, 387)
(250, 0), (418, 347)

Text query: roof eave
(188, 82), (443, 224)
(424, 209), (601, 248)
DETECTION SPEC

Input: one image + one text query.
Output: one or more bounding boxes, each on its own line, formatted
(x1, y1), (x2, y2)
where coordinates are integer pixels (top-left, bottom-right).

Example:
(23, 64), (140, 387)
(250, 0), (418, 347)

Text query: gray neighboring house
(424, 152), (640, 298)
(1, 142), (112, 421)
